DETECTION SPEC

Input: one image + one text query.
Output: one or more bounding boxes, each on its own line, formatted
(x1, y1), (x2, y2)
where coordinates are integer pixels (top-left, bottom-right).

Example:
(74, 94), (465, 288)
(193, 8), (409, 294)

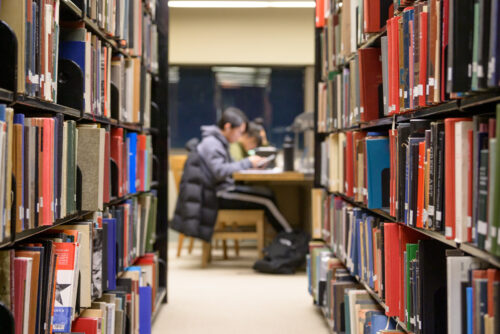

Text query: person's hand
(248, 155), (266, 168)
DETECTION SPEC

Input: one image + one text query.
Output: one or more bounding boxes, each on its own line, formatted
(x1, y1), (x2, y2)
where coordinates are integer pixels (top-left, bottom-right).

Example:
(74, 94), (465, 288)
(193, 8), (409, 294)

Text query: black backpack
(253, 231), (310, 274)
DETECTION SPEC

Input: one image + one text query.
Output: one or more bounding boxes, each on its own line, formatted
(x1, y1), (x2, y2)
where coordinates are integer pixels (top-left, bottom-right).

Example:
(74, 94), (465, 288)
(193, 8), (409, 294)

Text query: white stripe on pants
(217, 190), (293, 232)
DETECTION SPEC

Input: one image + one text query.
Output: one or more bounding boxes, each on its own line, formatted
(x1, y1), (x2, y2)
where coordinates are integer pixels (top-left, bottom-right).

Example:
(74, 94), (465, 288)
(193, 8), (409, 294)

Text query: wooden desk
(232, 170), (313, 236)
(233, 171), (313, 182)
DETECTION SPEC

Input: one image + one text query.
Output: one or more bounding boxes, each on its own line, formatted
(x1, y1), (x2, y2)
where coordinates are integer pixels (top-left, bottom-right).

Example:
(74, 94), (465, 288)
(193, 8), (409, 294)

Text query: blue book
(366, 217), (374, 289)
(139, 286), (152, 334)
(488, 0), (500, 87)
(371, 314), (396, 334)
(356, 219), (362, 277)
(103, 218), (117, 290)
(478, 279), (488, 334)
(466, 286), (473, 334)
(366, 136), (390, 209)
(402, 8), (412, 109)
(127, 133), (138, 194)
(59, 41), (86, 78)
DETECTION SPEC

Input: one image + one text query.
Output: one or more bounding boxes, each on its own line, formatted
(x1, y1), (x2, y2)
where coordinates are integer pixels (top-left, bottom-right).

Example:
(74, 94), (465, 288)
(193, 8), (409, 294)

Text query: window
(168, 66), (305, 149)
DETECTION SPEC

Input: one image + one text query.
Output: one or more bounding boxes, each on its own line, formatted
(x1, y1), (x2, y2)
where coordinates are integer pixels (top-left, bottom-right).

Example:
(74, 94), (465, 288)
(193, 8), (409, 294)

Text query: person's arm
(199, 140), (252, 182)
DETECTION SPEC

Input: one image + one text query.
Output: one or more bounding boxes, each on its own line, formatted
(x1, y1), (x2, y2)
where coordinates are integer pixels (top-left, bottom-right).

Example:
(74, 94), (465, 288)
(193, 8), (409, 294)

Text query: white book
(454, 121), (473, 243)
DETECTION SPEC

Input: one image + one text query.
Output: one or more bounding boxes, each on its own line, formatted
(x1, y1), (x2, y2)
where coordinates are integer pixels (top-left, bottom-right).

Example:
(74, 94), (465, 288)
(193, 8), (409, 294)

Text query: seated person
(252, 117), (269, 146)
(197, 107), (292, 233)
(229, 121), (262, 161)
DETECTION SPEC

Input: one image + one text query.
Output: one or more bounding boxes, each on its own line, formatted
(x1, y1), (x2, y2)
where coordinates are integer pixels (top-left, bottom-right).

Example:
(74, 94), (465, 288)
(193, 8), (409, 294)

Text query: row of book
(0, 105), (154, 243)
(318, 106), (500, 255)
(0, 191), (158, 334)
(316, 0), (500, 132)
(309, 197), (500, 334)
(309, 246), (401, 334)
(0, 0), (158, 118)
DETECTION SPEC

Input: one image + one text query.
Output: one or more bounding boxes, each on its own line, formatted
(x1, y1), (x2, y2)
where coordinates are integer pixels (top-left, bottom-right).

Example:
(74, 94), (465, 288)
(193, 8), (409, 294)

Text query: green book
(406, 243), (418, 330)
(471, 1), (481, 90)
(145, 194), (157, 253)
(491, 104), (500, 255)
(344, 292), (351, 334)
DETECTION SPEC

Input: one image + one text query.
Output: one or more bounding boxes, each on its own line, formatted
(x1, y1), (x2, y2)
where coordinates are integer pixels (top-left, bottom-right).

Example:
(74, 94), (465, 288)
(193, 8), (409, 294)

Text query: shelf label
(478, 220), (488, 235)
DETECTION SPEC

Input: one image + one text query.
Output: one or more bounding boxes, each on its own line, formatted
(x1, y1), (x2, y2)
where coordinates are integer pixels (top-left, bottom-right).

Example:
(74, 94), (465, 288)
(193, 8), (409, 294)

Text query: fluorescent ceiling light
(169, 1), (316, 8)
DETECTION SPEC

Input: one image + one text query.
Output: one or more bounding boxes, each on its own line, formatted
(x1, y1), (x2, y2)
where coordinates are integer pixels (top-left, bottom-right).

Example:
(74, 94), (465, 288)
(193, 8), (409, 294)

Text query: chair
(169, 154), (196, 257)
(201, 209), (265, 268)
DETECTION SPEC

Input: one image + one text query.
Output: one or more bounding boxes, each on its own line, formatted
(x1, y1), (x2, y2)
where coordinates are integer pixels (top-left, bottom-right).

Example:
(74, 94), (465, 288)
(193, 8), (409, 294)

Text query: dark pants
(217, 185), (292, 232)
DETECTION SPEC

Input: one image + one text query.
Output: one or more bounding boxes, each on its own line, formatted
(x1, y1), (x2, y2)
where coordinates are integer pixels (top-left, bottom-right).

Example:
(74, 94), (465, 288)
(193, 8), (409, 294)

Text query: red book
(33, 118), (55, 226)
(467, 130), (473, 242)
(444, 118), (471, 240)
(416, 141), (425, 228)
(345, 132), (354, 197)
(315, 0), (325, 27)
(487, 269), (500, 316)
(472, 270), (487, 332)
(358, 48), (383, 122)
(388, 17), (401, 115)
(418, 10), (428, 107)
(14, 258), (28, 334)
(71, 317), (101, 334)
(363, 0), (393, 33)
(441, 0), (450, 102)
(137, 135), (147, 191)
(384, 223), (399, 317)
(103, 130), (111, 203)
(110, 128), (124, 197)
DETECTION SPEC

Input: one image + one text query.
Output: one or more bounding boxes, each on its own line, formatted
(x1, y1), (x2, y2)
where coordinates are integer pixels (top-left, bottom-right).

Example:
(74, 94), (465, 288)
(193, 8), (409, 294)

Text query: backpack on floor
(253, 231), (310, 274)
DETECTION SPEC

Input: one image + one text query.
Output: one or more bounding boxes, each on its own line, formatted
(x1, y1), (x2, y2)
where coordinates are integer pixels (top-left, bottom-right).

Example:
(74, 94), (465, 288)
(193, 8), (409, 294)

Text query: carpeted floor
(152, 232), (330, 334)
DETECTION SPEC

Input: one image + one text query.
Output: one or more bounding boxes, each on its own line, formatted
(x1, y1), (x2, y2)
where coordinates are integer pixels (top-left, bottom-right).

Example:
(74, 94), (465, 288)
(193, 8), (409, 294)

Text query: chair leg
(177, 233), (185, 257)
(257, 216), (265, 259)
(202, 241), (211, 268)
(188, 237), (195, 254)
(234, 239), (240, 256)
(222, 240), (228, 260)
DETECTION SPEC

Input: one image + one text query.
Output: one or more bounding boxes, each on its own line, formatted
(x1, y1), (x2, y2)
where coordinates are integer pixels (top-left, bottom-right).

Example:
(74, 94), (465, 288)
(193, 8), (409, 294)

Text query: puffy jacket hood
(200, 125), (228, 147)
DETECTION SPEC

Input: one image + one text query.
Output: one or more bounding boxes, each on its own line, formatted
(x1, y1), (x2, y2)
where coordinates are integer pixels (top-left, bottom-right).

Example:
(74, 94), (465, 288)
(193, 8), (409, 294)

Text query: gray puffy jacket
(197, 125), (252, 192)
(170, 126), (252, 241)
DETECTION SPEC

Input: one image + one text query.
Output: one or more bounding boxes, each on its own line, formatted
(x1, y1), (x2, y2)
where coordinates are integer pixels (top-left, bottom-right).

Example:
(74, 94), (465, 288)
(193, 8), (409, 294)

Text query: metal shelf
(2, 211), (93, 247)
(13, 94), (82, 118)
(151, 287), (167, 323)
(0, 88), (14, 103)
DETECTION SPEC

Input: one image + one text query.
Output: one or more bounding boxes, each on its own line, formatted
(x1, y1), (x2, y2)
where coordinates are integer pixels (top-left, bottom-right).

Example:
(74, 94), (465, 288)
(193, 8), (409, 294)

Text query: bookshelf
(0, 0), (169, 333)
(310, 0), (500, 333)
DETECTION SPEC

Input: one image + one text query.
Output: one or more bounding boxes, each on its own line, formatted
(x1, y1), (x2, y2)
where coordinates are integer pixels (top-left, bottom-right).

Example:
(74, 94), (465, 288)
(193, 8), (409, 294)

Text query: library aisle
(152, 233), (330, 334)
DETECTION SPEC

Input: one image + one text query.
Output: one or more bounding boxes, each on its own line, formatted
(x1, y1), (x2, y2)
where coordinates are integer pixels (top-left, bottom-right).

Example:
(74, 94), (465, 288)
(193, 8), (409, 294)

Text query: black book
(417, 239), (452, 334)
(447, 0), (475, 93)
(428, 122), (441, 230)
(34, 126), (39, 227)
(408, 139), (423, 227)
(477, 0), (492, 89)
(397, 123), (411, 222)
(494, 282), (500, 333)
(54, 113), (64, 220)
(410, 259), (418, 332)
(434, 130), (446, 231)
(477, 149), (489, 249)
(92, 227), (103, 299)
